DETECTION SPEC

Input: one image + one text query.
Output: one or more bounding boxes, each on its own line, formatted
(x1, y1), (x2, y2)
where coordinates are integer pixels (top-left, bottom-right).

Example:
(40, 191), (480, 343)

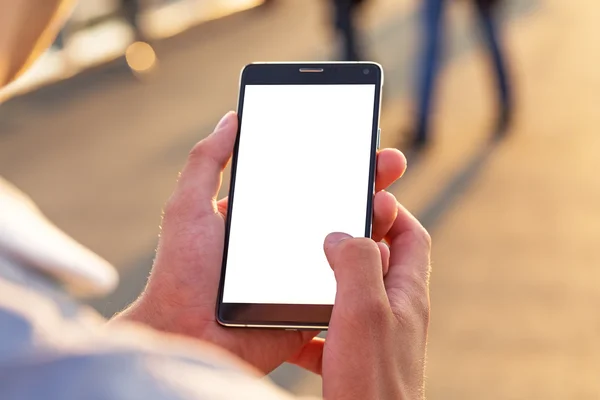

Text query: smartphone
(216, 62), (383, 329)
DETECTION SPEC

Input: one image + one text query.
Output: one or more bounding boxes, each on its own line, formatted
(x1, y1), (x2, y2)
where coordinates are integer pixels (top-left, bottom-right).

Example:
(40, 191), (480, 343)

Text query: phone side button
(377, 128), (381, 149)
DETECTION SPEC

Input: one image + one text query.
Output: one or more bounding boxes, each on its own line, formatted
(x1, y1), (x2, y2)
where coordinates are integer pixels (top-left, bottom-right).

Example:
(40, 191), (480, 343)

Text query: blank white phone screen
(223, 84), (376, 305)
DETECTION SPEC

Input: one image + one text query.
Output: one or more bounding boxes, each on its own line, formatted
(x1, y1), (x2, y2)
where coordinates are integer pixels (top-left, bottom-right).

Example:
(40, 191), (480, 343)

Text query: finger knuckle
(413, 225), (432, 250)
(188, 139), (210, 160)
(162, 193), (196, 227)
(338, 237), (379, 259)
(344, 295), (391, 325)
(364, 296), (392, 322)
(405, 269), (431, 312)
(407, 266), (430, 294)
(393, 287), (430, 333)
(163, 195), (181, 219)
(413, 292), (431, 328)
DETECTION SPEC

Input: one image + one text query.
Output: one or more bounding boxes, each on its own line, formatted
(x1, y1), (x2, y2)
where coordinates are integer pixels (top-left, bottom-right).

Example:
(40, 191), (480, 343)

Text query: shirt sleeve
(0, 266), (319, 400)
(0, 349), (309, 400)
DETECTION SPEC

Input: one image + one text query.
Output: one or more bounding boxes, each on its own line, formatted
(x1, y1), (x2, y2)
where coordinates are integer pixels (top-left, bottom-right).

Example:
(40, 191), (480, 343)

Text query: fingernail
(215, 112), (235, 130)
(325, 232), (352, 248)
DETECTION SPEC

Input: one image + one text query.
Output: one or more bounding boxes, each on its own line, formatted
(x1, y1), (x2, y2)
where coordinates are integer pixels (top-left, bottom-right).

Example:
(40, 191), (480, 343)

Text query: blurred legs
(332, 0), (363, 61)
(474, 0), (512, 135)
(121, 0), (144, 42)
(414, 0), (446, 145)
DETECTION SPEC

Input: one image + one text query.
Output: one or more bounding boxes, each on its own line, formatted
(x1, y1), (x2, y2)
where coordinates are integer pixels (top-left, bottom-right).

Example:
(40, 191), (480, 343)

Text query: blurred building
(3, 0), (262, 98)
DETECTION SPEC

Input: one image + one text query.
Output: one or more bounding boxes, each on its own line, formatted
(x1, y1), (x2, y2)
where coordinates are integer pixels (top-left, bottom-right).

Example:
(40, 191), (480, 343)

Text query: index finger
(384, 202), (431, 313)
(375, 148), (407, 192)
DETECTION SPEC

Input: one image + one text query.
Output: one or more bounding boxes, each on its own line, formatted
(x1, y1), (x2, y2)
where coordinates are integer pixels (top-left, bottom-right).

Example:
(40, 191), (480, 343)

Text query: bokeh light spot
(125, 42), (157, 73)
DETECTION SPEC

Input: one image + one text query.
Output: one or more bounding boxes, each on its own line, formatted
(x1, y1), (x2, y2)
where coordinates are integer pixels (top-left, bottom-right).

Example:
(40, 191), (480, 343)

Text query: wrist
(110, 294), (157, 327)
(111, 285), (212, 340)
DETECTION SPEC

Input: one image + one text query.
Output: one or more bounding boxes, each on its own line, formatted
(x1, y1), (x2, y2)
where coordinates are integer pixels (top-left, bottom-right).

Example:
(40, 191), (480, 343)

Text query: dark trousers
(53, 30), (66, 50)
(416, 0), (511, 141)
(332, 0), (363, 61)
(121, 0), (143, 40)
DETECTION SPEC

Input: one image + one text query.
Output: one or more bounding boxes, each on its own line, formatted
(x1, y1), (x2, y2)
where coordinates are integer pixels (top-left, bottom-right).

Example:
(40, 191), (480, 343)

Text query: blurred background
(1, 0), (599, 398)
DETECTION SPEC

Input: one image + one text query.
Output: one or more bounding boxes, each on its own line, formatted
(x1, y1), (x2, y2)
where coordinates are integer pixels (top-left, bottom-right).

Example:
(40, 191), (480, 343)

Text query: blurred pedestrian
(121, 0), (145, 42)
(412, 0), (512, 147)
(52, 29), (66, 50)
(330, 0), (368, 61)
(0, 2), (431, 399)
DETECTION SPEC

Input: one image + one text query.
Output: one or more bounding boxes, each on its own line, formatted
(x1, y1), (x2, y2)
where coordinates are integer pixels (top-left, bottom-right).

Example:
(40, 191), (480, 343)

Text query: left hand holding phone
(113, 112), (408, 374)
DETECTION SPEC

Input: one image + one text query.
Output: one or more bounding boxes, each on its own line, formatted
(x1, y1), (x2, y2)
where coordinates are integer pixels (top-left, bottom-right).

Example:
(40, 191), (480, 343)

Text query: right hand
(290, 204), (431, 399)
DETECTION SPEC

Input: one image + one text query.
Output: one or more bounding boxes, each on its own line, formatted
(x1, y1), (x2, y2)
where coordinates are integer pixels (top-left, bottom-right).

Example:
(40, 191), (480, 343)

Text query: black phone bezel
(217, 62), (383, 329)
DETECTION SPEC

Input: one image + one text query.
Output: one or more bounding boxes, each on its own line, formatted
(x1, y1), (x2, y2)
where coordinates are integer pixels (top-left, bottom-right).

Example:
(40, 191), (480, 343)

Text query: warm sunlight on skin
(0, 0), (75, 89)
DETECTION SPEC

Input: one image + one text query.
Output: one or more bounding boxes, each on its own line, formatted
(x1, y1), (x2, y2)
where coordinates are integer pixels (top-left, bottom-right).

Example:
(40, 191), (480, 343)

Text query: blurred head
(0, 0), (75, 89)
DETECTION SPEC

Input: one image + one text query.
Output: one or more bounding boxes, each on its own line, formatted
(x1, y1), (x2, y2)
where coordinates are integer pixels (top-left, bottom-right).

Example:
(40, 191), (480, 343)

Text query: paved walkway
(410, 0), (600, 397)
(1, 0), (599, 398)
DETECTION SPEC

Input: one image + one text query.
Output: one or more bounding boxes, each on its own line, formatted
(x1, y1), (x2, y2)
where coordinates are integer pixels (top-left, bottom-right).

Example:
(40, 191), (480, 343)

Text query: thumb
(165, 112), (237, 222)
(323, 233), (388, 312)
